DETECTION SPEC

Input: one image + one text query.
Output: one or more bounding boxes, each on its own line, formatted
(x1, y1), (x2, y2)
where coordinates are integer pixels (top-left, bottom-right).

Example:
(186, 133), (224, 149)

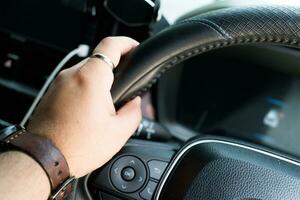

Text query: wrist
(6, 150), (51, 189)
(27, 127), (79, 178)
(27, 124), (87, 178)
(1, 125), (75, 199)
(0, 151), (50, 199)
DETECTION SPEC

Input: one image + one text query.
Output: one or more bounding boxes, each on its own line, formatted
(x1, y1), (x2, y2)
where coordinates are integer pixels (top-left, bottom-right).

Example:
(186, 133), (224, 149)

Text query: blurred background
(1, 0), (300, 159)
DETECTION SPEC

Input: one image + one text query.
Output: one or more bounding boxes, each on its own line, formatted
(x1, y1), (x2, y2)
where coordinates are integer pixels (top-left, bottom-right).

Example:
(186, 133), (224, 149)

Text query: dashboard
(157, 45), (300, 158)
(0, 0), (87, 51)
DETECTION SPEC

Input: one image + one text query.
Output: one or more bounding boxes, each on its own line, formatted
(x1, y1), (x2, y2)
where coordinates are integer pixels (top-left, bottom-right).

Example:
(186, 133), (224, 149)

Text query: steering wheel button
(137, 176), (143, 183)
(121, 167), (135, 181)
(121, 184), (127, 190)
(139, 181), (157, 200)
(128, 160), (136, 165)
(148, 160), (168, 180)
(110, 156), (147, 193)
(113, 167), (119, 175)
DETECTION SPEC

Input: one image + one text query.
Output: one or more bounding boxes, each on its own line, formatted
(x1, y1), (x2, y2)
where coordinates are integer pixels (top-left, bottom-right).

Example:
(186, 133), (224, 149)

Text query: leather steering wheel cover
(153, 138), (300, 200)
(112, 6), (300, 106)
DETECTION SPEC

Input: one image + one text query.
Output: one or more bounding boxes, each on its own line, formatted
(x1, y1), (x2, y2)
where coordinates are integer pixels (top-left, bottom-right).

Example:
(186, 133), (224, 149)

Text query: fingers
(78, 36), (139, 89)
(93, 36), (139, 67)
(115, 97), (142, 138)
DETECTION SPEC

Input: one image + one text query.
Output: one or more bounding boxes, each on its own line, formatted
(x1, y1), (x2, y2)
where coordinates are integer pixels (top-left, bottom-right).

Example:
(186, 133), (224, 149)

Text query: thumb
(115, 96), (142, 137)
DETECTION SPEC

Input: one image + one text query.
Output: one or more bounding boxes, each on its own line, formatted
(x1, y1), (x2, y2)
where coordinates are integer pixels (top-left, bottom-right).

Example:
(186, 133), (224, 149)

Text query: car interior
(1, 0), (300, 199)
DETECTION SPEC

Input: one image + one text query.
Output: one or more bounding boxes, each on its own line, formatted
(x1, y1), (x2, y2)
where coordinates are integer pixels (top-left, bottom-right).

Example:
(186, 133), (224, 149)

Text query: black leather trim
(154, 137), (300, 200)
(112, 6), (300, 106)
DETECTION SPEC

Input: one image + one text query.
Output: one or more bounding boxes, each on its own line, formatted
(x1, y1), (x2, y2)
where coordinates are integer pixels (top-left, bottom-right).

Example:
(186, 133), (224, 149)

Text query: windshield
(160, 0), (300, 24)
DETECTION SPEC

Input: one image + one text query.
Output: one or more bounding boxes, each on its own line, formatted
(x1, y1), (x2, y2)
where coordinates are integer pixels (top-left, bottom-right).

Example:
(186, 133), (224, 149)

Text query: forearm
(0, 151), (50, 200)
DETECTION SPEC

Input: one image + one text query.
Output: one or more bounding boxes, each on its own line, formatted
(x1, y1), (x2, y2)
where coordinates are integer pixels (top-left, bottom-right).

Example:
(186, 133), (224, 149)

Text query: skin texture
(0, 151), (51, 200)
(0, 36), (142, 199)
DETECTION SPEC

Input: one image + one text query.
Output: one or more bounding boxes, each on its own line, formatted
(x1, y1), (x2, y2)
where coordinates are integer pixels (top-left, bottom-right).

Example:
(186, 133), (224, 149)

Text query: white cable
(20, 44), (90, 126)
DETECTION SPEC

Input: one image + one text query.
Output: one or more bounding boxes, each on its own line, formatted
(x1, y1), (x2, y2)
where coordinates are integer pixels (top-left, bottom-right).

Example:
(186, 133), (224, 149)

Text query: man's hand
(27, 36), (142, 178)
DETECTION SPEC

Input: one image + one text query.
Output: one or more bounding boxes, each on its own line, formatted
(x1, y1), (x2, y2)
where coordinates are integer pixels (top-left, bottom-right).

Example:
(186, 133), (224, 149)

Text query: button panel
(110, 156), (147, 193)
(148, 160), (168, 180)
(140, 181), (157, 200)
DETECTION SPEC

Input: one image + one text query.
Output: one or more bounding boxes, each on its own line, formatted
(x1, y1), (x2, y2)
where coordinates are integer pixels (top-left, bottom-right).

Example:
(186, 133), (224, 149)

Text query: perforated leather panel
(187, 6), (300, 39)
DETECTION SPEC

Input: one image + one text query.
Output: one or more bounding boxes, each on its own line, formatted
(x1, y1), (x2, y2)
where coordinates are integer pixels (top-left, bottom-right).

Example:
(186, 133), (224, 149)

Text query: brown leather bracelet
(4, 128), (74, 200)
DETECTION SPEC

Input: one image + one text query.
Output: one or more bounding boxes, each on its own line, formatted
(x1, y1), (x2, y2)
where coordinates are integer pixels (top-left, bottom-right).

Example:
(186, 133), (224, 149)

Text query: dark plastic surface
(0, 0), (86, 50)
(92, 139), (178, 200)
(100, 192), (122, 200)
(104, 0), (156, 26)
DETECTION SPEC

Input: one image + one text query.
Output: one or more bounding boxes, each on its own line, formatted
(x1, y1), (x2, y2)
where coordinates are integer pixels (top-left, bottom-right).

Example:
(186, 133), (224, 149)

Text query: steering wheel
(105, 6), (300, 199)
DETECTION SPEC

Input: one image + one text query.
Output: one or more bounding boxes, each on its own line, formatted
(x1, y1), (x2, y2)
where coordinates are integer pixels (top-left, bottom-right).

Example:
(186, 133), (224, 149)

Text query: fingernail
(134, 96), (141, 104)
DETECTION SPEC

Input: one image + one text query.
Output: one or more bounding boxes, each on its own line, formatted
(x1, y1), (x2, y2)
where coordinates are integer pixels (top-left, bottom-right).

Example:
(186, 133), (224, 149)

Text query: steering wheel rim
(108, 5), (300, 200)
(112, 6), (300, 106)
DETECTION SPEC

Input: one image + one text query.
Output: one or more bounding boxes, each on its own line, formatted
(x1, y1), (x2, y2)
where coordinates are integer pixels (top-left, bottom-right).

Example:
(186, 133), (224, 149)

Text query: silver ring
(90, 52), (115, 70)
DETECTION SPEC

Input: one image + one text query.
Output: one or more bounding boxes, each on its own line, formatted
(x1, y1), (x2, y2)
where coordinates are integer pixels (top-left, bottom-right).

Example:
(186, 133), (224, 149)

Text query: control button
(121, 184), (127, 190)
(147, 160), (168, 180)
(140, 181), (157, 200)
(121, 167), (135, 181)
(129, 159), (136, 165)
(110, 156), (147, 193)
(137, 176), (144, 183)
(112, 167), (119, 175)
